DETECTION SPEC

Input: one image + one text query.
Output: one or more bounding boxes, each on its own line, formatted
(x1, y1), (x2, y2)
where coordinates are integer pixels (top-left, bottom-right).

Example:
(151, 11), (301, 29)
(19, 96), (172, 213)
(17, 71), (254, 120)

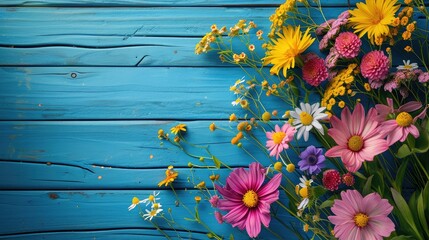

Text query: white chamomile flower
(231, 97), (243, 106)
(143, 207), (163, 221)
(230, 76), (246, 93)
(298, 197), (309, 210)
(299, 175), (313, 188)
(290, 102), (328, 141)
(397, 60), (418, 71)
(128, 197), (144, 211)
(141, 191), (160, 206)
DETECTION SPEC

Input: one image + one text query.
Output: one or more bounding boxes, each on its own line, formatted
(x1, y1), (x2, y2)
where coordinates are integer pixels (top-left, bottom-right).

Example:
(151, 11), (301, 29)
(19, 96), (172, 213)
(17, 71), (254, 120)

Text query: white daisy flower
(397, 60), (418, 70)
(231, 97), (243, 106)
(143, 207), (163, 221)
(128, 197), (144, 211)
(298, 197), (309, 210)
(141, 191), (160, 206)
(290, 102), (328, 141)
(299, 175), (313, 188)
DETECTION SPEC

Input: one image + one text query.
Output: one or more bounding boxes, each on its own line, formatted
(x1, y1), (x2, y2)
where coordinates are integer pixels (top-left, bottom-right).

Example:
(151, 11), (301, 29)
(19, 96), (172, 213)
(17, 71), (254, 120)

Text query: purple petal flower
(298, 145), (326, 175)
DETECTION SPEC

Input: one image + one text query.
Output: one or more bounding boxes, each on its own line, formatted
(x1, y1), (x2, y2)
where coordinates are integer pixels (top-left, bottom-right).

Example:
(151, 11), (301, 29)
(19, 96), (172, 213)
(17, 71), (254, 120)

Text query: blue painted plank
(0, 190), (300, 239)
(0, 120), (318, 168)
(0, 0), (360, 7)
(0, 67), (302, 120)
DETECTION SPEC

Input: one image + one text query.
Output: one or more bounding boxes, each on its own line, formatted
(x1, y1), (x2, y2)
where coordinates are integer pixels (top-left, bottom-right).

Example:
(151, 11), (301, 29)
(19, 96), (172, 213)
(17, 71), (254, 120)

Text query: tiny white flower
(128, 197), (144, 211)
(298, 198), (309, 210)
(397, 60), (418, 70)
(299, 175), (313, 188)
(290, 102), (328, 141)
(143, 207), (163, 221)
(141, 191), (160, 206)
(231, 97), (243, 106)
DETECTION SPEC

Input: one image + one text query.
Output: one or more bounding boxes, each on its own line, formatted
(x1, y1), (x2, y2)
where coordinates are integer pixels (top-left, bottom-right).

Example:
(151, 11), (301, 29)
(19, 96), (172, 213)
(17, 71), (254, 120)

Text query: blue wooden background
(0, 0), (413, 239)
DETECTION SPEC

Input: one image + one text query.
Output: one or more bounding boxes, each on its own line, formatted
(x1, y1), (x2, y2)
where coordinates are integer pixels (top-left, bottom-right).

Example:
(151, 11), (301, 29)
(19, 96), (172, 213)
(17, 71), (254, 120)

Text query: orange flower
(158, 166), (179, 187)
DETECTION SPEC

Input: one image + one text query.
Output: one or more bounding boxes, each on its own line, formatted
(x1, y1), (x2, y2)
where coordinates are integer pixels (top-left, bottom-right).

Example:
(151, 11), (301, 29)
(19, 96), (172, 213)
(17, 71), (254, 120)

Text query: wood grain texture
(0, 190), (300, 239)
(1, 7), (424, 66)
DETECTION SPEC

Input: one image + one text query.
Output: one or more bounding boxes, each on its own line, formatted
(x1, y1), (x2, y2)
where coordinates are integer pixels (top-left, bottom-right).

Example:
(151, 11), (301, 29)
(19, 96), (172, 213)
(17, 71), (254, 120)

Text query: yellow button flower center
(354, 213), (369, 228)
(299, 186), (309, 198)
(132, 197), (140, 204)
(153, 203), (159, 209)
(348, 135), (364, 152)
(396, 112), (413, 127)
(242, 190), (259, 208)
(148, 195), (155, 202)
(299, 112), (313, 126)
(272, 131), (286, 144)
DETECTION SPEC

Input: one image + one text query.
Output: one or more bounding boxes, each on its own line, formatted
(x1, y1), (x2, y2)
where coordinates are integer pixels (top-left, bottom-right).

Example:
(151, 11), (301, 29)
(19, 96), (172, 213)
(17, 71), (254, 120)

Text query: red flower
(322, 169), (341, 191)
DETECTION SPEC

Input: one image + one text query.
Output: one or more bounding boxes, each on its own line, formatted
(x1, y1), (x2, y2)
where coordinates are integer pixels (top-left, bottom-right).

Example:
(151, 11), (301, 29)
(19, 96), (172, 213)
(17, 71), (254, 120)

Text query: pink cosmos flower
(376, 98), (426, 146)
(266, 123), (296, 159)
(302, 55), (328, 86)
(334, 32), (362, 59)
(325, 103), (388, 172)
(328, 190), (395, 240)
(215, 162), (282, 238)
(360, 50), (390, 88)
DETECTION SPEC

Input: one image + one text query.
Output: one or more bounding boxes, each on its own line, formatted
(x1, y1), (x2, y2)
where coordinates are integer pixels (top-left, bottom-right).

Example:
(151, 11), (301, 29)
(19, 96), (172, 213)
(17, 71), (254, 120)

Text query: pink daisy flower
(266, 123), (296, 159)
(360, 50), (390, 89)
(376, 99), (426, 146)
(325, 103), (388, 172)
(334, 32), (362, 59)
(328, 190), (395, 240)
(215, 162), (282, 238)
(302, 55), (328, 86)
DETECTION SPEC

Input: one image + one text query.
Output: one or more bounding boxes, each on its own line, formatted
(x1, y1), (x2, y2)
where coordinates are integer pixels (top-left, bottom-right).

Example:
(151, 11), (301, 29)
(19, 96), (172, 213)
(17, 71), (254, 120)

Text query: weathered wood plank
(0, 6), (425, 66)
(0, 0), (360, 7)
(0, 67), (307, 120)
(0, 120), (317, 168)
(0, 190), (299, 238)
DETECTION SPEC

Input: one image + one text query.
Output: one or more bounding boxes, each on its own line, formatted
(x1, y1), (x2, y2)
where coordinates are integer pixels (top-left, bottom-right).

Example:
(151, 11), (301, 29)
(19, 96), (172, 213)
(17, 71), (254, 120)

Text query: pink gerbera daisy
(376, 98), (426, 146)
(328, 190), (395, 240)
(215, 162), (282, 238)
(325, 103), (388, 172)
(266, 123), (296, 159)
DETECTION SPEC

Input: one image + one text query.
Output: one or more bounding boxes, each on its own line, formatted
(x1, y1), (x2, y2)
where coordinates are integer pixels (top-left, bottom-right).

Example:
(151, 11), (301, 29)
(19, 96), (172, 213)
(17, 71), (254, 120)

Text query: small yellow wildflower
(364, 83), (371, 91)
(404, 46), (413, 52)
(194, 196), (201, 203)
(272, 110), (278, 117)
(401, 16), (409, 26)
(406, 22), (415, 32)
(237, 121), (248, 131)
(286, 163), (295, 173)
(338, 101), (345, 108)
(171, 124), (187, 135)
(229, 113), (237, 121)
(274, 162), (283, 171)
(248, 44), (255, 51)
(262, 112), (271, 122)
(158, 166), (179, 187)
(209, 174), (220, 181)
(245, 124), (252, 132)
(196, 181), (206, 189)
(174, 136), (180, 143)
(128, 197), (144, 211)
(209, 123), (216, 131)
(402, 30), (411, 40)
(240, 99), (249, 108)
(303, 224), (309, 232)
(392, 17), (400, 27)
(406, 7), (413, 17)
(404, 0), (412, 4)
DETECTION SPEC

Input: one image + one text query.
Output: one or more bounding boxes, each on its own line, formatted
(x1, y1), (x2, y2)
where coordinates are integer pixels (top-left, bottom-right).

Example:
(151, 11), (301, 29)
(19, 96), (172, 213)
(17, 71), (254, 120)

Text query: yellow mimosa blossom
(264, 25), (315, 77)
(348, 0), (400, 44)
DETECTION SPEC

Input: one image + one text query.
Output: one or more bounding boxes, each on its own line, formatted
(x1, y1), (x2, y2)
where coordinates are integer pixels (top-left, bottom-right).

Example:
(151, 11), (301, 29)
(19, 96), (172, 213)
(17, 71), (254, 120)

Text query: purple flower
(298, 145), (326, 175)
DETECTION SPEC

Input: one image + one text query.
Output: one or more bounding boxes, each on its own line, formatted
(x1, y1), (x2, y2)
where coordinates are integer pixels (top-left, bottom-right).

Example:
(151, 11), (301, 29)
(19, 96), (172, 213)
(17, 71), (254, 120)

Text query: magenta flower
(325, 103), (388, 172)
(360, 50), (390, 88)
(376, 99), (426, 146)
(322, 169), (341, 191)
(215, 162), (282, 238)
(328, 190), (395, 240)
(266, 123), (296, 159)
(302, 55), (328, 86)
(334, 32), (362, 59)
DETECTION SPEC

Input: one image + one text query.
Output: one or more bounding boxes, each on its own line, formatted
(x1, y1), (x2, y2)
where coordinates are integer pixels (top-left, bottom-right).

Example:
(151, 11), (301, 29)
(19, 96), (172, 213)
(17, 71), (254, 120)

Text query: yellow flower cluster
(268, 0), (296, 38)
(390, 6), (416, 42)
(195, 25), (227, 54)
(321, 64), (358, 112)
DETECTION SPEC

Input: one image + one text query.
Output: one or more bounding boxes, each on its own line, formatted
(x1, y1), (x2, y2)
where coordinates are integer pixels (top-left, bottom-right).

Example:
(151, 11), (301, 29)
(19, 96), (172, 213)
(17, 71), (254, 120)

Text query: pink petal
(222, 205), (249, 227)
(217, 199), (241, 211)
(368, 215), (395, 237)
(408, 125), (420, 139)
(398, 101), (422, 112)
(215, 184), (242, 202)
(341, 190), (363, 213)
(246, 209), (262, 238)
(249, 162), (265, 191)
(226, 168), (248, 195)
(351, 103), (365, 135)
(325, 145), (348, 158)
(257, 173), (281, 203)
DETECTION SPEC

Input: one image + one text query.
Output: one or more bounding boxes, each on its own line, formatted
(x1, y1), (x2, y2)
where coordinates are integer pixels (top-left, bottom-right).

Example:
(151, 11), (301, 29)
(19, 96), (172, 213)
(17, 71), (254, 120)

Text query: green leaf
(229, 234), (234, 240)
(391, 188), (423, 240)
(413, 128), (429, 153)
(397, 143), (412, 158)
(354, 171), (367, 180)
(212, 156), (221, 169)
(363, 175), (373, 195)
(395, 159), (409, 193)
(319, 199), (334, 209)
(417, 191), (429, 238)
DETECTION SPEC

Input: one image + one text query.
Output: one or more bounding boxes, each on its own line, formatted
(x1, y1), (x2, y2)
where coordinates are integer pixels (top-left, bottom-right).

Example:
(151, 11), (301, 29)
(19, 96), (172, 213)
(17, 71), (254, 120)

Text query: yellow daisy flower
(158, 166), (179, 187)
(170, 123), (186, 135)
(263, 25), (315, 77)
(348, 0), (400, 44)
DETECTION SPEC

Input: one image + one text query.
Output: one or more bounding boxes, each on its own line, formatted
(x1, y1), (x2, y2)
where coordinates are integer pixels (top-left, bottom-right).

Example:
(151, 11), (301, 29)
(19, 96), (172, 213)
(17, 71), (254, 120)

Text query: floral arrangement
(130, 0), (429, 239)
